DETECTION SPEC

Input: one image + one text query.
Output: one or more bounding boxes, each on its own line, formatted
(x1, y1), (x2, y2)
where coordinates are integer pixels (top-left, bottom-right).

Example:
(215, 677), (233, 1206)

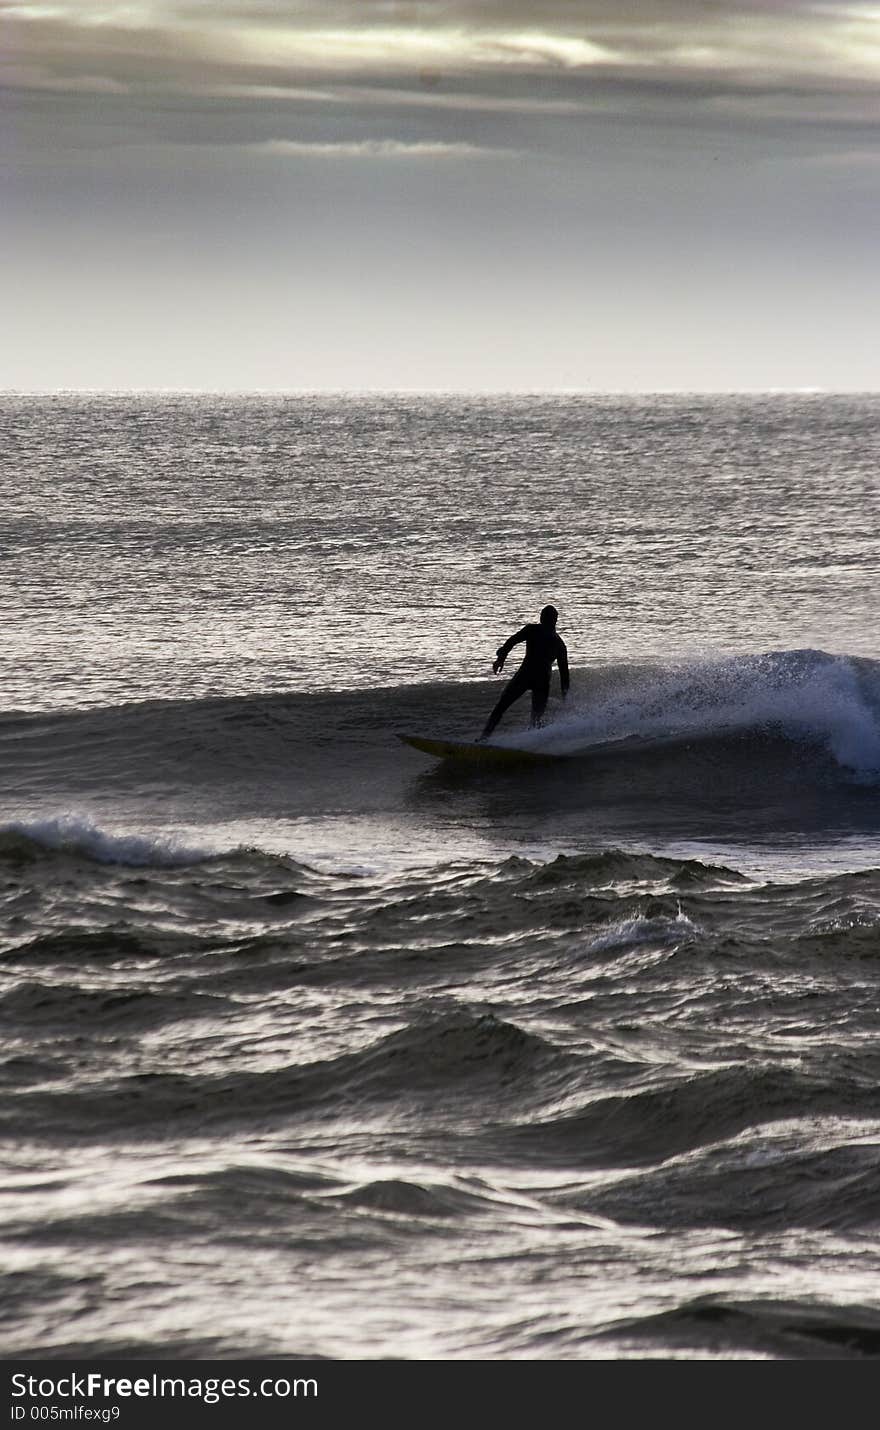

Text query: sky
(3, 0), (880, 391)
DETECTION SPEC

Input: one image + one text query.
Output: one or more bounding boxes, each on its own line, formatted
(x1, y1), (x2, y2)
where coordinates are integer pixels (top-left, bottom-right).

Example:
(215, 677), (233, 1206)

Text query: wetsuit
(482, 623), (569, 738)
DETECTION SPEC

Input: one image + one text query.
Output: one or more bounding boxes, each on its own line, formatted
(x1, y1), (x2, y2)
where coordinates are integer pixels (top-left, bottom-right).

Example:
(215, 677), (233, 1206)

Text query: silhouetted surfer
(481, 605), (569, 739)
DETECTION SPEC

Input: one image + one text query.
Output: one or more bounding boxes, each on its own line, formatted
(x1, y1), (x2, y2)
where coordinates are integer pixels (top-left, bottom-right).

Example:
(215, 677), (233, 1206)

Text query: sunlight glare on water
(2, 392), (878, 711)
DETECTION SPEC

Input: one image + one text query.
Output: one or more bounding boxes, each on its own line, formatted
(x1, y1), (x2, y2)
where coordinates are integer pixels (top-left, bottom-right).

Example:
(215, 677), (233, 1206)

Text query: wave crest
(522, 649), (880, 778)
(0, 816), (213, 869)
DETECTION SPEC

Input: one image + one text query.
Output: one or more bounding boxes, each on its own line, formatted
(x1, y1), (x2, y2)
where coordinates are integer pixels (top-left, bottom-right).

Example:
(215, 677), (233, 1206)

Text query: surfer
(480, 605), (569, 739)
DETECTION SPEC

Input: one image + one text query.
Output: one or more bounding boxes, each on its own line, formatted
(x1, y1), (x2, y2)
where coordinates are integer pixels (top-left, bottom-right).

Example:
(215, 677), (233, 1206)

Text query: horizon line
(2, 386), (876, 398)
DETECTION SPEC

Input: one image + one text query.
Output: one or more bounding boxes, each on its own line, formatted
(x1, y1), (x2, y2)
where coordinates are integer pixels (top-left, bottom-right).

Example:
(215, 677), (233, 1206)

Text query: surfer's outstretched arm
(556, 637), (570, 698)
(492, 626), (528, 674)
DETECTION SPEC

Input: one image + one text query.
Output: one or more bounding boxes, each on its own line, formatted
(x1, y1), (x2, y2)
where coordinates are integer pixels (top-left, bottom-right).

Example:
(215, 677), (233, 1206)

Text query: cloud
(797, 145), (880, 165)
(3, 0), (880, 154)
(5, 1), (880, 87)
(251, 137), (515, 158)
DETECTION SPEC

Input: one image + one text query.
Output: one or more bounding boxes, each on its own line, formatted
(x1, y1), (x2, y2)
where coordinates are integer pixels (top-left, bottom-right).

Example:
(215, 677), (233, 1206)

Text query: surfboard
(399, 729), (697, 766)
(398, 734), (561, 764)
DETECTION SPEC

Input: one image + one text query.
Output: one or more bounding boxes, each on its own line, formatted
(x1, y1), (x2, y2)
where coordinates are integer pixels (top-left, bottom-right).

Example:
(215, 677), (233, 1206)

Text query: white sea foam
(1, 814), (214, 867)
(518, 650), (880, 776)
(586, 908), (697, 955)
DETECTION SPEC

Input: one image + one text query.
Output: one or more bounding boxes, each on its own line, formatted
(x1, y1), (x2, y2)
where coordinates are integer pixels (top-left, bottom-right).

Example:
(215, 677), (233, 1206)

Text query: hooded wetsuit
(482, 623), (569, 738)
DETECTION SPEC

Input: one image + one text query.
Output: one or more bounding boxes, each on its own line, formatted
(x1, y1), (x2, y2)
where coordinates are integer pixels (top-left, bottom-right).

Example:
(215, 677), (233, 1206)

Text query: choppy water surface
(1, 394), (879, 1360)
(2, 393), (877, 709)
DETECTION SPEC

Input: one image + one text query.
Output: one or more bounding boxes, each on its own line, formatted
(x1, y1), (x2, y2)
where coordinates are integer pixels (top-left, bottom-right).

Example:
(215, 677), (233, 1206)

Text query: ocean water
(2, 392), (880, 1361)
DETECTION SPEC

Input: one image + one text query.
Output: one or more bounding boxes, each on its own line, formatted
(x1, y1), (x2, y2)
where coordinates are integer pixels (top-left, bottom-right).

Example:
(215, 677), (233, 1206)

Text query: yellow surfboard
(398, 734), (561, 764)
